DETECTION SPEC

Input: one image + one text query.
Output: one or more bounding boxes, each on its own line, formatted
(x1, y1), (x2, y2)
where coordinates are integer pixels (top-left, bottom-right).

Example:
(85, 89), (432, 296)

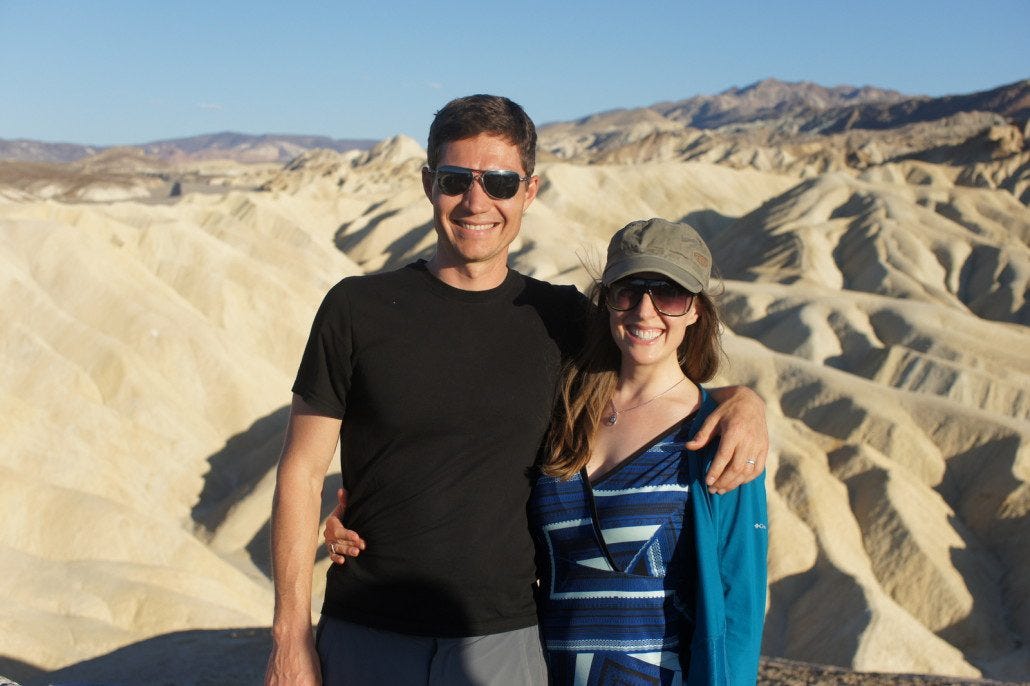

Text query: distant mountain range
(3, 78), (1027, 165)
(541, 77), (1029, 137)
(650, 79), (911, 130)
(0, 132), (377, 164)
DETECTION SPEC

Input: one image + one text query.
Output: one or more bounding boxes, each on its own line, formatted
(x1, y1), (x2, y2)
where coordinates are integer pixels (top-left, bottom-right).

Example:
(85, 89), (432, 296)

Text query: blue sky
(2, 1), (1027, 146)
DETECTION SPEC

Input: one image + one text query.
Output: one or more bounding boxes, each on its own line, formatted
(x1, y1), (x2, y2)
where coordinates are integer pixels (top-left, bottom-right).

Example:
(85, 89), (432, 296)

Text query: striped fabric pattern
(529, 419), (699, 685)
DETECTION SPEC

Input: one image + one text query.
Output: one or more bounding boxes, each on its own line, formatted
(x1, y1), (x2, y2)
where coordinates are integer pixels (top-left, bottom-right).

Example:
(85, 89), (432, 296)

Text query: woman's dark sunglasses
(605, 278), (695, 316)
(431, 165), (530, 200)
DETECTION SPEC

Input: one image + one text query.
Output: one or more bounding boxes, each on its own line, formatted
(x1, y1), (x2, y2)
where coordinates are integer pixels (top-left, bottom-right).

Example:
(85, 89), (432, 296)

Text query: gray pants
(315, 616), (548, 685)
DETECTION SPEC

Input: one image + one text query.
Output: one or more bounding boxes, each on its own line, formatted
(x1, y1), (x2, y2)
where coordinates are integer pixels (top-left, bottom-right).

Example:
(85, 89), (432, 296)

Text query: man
(264, 95), (767, 685)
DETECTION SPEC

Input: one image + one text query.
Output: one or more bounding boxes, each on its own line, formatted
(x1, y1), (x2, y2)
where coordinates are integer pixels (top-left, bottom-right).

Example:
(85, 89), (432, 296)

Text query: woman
(529, 217), (767, 685)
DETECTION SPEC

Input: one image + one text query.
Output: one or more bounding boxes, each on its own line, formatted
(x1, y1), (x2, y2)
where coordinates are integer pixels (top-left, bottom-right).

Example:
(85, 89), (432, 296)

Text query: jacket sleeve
(713, 469), (768, 685)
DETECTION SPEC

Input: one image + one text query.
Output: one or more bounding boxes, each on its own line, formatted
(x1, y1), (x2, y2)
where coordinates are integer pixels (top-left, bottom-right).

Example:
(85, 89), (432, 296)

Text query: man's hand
(689, 385), (768, 494)
(324, 488), (366, 564)
(265, 630), (321, 686)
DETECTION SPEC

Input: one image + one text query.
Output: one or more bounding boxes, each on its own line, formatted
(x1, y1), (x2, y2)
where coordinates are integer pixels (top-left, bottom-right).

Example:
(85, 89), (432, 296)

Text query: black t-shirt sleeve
(560, 284), (591, 359)
(291, 282), (353, 418)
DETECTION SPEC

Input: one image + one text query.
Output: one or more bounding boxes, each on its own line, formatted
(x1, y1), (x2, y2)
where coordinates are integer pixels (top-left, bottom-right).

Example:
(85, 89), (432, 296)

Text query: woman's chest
(530, 450), (690, 578)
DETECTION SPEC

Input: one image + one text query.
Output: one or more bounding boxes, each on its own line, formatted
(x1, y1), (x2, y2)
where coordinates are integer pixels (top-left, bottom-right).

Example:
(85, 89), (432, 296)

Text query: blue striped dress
(529, 415), (701, 686)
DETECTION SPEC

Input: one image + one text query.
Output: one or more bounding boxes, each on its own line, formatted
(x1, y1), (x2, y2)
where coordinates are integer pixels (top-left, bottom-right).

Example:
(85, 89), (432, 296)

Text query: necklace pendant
(605, 412), (618, 426)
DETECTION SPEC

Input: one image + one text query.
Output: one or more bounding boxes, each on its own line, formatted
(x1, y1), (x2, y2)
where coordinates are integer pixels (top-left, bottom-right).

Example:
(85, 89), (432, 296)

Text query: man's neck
(426, 254), (510, 291)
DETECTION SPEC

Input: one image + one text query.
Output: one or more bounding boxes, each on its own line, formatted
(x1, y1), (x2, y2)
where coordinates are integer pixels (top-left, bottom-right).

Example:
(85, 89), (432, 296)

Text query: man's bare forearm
(707, 384), (756, 405)
(269, 457), (324, 638)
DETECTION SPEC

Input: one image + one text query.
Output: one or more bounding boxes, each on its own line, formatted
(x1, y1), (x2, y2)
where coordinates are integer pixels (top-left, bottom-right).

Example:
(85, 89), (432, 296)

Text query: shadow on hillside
(890, 129), (1022, 167)
(187, 402), (348, 578)
(0, 655), (45, 686)
(246, 472), (347, 579)
(681, 208), (737, 241)
(764, 558), (866, 668)
(33, 644), (1023, 686)
(334, 214), (435, 273)
(379, 220), (435, 269)
(937, 436), (1023, 536)
(779, 389), (868, 440)
(954, 243), (1028, 325)
(333, 201), (393, 253)
(39, 628), (271, 686)
(191, 406), (291, 534)
(939, 521), (1020, 679)
(937, 435), (1027, 676)
(43, 588), (480, 684)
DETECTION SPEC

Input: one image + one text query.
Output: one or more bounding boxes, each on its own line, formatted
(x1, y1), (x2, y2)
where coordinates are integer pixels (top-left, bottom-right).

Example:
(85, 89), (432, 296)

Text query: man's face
(422, 133), (539, 271)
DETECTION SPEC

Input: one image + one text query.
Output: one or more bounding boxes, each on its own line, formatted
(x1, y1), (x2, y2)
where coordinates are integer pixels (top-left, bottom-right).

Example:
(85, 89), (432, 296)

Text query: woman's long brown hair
(542, 282), (723, 480)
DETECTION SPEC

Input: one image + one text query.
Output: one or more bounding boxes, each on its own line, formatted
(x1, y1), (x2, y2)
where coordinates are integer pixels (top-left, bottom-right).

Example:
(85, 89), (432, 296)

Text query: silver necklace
(604, 377), (688, 426)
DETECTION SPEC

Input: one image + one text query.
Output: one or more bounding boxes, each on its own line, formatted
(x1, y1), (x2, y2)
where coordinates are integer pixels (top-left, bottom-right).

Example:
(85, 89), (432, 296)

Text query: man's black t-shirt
(293, 261), (586, 636)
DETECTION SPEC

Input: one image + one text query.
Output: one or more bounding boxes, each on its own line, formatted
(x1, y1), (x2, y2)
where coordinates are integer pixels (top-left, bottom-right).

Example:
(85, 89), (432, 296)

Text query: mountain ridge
(0, 131), (377, 164)
(538, 77), (1029, 145)
(6, 78), (1027, 167)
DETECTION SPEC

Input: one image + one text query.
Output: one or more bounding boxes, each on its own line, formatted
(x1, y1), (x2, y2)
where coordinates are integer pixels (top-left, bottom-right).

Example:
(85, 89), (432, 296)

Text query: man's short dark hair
(427, 95), (537, 175)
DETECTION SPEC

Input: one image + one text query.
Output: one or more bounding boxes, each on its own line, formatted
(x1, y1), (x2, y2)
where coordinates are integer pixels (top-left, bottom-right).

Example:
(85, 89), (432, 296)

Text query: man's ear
(522, 175), (540, 210)
(422, 166), (435, 200)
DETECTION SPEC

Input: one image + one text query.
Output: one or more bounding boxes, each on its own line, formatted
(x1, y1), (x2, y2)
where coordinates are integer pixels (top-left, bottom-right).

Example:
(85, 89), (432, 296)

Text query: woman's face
(607, 272), (698, 370)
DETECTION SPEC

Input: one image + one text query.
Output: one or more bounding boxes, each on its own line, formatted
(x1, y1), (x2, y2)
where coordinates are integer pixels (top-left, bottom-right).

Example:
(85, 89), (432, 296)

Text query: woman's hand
(323, 488), (366, 564)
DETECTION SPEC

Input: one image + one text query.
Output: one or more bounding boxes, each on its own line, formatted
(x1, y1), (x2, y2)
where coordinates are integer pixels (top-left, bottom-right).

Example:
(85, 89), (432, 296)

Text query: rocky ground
(758, 657), (1029, 685)
(4, 632), (1027, 686)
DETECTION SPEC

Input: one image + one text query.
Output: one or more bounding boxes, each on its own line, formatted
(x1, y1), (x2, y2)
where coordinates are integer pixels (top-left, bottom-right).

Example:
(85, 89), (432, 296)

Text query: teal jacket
(685, 390), (768, 685)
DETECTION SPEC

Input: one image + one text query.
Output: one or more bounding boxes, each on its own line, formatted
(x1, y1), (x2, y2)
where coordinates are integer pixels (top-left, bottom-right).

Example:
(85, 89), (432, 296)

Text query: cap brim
(602, 255), (705, 293)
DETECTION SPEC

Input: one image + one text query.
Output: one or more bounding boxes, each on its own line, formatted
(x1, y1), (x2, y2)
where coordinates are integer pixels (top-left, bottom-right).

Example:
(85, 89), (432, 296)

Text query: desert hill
(1, 79), (1029, 684)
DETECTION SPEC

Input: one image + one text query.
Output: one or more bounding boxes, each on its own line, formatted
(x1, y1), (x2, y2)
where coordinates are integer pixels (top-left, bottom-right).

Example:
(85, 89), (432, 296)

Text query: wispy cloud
(425, 82), (443, 90)
(197, 102), (224, 111)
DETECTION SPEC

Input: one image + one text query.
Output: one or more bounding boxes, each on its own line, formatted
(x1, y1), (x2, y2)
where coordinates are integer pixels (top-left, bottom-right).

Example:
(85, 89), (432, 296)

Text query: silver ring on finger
(745, 458), (757, 468)
(329, 543), (338, 556)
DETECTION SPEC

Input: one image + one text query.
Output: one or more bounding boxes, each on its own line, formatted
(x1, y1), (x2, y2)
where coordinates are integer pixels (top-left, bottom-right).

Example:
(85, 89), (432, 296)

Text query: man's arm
(689, 385), (768, 495)
(264, 395), (342, 686)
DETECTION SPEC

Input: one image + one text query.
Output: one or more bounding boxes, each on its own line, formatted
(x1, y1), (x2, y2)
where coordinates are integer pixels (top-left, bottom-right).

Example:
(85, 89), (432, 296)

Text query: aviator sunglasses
(430, 165), (530, 200)
(605, 277), (695, 316)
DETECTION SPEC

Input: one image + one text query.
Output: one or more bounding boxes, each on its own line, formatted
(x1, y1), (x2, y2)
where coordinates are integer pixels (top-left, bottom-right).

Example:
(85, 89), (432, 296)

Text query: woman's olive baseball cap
(601, 217), (712, 293)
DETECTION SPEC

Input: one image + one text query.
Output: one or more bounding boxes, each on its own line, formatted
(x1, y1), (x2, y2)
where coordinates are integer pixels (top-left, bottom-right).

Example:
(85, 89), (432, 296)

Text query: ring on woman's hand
(329, 543), (338, 556)
(745, 459), (757, 467)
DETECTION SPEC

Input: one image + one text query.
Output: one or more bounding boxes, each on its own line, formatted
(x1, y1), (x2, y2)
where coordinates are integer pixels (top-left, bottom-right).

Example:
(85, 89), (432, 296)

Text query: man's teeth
(459, 222), (497, 231)
(630, 327), (662, 340)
